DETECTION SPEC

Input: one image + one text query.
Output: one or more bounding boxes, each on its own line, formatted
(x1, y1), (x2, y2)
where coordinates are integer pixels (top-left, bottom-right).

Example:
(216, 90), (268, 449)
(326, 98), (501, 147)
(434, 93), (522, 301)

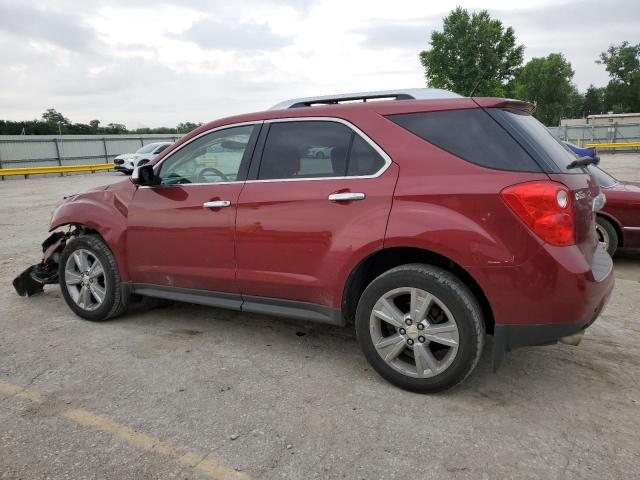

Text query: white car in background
(113, 142), (173, 174)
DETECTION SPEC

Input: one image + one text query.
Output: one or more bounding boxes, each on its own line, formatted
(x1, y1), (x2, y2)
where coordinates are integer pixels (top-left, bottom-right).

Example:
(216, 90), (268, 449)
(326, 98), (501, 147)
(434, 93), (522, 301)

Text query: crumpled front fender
(49, 185), (133, 281)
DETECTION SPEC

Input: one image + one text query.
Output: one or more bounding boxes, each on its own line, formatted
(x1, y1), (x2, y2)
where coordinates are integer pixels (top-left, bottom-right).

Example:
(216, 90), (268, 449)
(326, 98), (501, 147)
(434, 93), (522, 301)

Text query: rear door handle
(203, 200), (231, 208)
(328, 192), (366, 202)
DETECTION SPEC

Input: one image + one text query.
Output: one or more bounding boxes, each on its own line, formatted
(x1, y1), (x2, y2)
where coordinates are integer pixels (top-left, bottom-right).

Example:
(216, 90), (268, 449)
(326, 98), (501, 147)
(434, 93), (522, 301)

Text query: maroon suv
(14, 89), (614, 392)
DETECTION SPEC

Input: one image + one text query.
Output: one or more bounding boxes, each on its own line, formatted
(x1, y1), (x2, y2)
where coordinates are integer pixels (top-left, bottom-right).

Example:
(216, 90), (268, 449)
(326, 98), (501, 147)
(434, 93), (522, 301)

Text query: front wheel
(355, 264), (485, 393)
(59, 235), (128, 321)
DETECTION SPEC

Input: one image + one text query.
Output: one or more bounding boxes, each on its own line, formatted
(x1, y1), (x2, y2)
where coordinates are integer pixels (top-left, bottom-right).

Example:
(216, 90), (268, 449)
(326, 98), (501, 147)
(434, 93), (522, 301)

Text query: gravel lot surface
(1, 155), (639, 479)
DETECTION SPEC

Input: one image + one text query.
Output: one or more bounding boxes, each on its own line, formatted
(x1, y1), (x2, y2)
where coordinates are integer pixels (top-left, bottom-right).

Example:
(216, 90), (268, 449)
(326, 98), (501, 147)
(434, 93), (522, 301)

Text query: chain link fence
(548, 123), (640, 147)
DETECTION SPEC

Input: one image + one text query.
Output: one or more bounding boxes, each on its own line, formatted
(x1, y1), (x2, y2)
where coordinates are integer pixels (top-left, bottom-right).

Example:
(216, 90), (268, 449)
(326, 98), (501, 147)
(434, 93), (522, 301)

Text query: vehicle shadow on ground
(104, 298), (625, 401)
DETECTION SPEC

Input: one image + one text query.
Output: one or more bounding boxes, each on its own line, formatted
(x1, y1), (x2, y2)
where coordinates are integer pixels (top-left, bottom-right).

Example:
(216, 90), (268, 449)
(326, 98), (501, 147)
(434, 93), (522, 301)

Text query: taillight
(500, 181), (575, 246)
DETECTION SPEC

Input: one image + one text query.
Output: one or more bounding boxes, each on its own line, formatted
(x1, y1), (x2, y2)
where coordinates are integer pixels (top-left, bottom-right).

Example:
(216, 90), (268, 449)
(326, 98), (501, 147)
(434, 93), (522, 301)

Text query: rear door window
(257, 121), (387, 180)
(388, 109), (542, 172)
(347, 135), (386, 176)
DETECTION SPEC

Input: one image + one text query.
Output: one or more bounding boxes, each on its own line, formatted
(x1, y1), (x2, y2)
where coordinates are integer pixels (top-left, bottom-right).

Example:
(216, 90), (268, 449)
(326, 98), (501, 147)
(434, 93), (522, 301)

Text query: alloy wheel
(369, 287), (460, 378)
(64, 249), (107, 311)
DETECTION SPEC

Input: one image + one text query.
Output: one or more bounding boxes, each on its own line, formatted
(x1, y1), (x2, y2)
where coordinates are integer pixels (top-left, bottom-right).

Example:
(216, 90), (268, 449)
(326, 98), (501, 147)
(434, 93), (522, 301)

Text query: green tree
(512, 53), (575, 125)
(177, 122), (202, 134)
(105, 123), (127, 134)
(598, 41), (640, 84)
(565, 86), (585, 119)
(41, 108), (69, 125)
(89, 119), (100, 129)
(583, 85), (604, 116)
(597, 41), (640, 113)
(419, 7), (524, 96)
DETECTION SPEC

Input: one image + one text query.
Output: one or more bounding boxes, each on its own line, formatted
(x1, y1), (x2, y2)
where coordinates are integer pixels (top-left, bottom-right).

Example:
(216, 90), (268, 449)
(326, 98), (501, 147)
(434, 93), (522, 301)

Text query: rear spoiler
(471, 97), (535, 114)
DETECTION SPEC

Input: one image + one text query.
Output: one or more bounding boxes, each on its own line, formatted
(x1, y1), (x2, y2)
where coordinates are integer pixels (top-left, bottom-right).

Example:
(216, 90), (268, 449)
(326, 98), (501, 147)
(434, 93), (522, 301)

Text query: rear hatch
(486, 107), (601, 264)
(386, 101), (603, 264)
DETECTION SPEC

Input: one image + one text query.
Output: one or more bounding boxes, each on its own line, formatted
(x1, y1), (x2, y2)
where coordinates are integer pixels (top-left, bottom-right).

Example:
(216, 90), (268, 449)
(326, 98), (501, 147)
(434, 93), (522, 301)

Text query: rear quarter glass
(387, 108), (542, 173)
(486, 108), (586, 174)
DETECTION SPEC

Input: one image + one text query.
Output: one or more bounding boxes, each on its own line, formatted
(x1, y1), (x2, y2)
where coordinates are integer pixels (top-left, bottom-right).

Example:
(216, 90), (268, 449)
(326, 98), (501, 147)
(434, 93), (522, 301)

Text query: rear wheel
(596, 216), (618, 256)
(355, 264), (484, 393)
(59, 235), (128, 321)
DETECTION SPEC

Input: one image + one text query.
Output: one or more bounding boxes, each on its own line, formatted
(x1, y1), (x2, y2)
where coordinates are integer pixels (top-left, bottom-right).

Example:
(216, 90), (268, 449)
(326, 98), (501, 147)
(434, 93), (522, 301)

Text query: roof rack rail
(269, 88), (462, 110)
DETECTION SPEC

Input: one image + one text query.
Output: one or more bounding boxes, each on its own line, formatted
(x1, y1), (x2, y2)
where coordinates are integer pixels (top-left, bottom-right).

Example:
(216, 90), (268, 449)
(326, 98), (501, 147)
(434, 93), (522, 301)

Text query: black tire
(355, 264), (485, 393)
(596, 216), (618, 256)
(58, 235), (128, 321)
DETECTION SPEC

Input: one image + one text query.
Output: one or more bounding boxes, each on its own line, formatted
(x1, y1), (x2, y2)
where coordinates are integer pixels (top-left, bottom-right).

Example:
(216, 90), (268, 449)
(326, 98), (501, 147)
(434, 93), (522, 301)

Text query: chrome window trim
(141, 116), (392, 188)
(246, 116), (392, 183)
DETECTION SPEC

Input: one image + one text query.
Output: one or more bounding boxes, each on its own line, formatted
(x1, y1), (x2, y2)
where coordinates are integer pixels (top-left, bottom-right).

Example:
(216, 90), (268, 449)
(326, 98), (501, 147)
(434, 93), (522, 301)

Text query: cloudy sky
(0, 0), (638, 128)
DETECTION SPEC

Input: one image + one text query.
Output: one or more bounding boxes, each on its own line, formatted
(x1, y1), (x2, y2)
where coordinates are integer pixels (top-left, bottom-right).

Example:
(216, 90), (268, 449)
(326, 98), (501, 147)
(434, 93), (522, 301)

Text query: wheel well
(597, 214), (623, 247)
(341, 247), (495, 334)
(54, 223), (102, 240)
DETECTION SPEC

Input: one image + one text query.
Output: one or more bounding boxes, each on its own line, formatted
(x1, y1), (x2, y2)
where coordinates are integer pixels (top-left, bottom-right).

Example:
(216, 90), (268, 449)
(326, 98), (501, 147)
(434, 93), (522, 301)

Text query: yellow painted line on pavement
(0, 379), (45, 403)
(0, 379), (248, 480)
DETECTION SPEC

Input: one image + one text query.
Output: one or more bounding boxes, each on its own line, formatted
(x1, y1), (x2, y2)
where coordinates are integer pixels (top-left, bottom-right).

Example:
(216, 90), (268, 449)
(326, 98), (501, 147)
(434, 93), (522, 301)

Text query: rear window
(488, 108), (581, 173)
(589, 166), (617, 188)
(388, 109), (542, 172)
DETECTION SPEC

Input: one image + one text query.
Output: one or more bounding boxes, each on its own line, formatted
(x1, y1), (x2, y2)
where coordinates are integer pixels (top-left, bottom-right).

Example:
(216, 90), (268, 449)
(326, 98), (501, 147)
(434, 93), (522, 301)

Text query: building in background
(561, 112), (640, 126)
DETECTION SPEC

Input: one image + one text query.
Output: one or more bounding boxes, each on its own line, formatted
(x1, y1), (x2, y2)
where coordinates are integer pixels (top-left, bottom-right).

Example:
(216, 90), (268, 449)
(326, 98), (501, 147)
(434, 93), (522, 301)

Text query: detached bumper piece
(13, 231), (67, 297)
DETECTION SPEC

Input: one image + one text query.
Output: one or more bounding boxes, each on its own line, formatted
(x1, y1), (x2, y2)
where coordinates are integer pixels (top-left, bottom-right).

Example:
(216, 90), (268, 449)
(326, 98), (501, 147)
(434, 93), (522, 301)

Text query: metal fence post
(140, 137), (144, 148)
(102, 137), (109, 163)
(53, 138), (64, 177)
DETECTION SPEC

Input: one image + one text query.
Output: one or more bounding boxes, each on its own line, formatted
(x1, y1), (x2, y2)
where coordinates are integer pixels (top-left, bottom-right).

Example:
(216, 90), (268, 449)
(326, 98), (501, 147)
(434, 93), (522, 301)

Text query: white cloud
(0, 0), (638, 128)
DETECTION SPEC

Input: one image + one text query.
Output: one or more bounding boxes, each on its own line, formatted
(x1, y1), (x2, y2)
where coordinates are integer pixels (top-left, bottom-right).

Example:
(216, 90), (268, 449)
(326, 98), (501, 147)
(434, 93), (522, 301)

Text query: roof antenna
(468, 74), (484, 97)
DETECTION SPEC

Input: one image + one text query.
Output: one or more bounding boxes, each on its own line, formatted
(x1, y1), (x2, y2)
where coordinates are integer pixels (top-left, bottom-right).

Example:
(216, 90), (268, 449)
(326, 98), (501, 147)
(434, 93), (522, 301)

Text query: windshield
(136, 143), (160, 154)
(589, 165), (618, 188)
(489, 108), (582, 173)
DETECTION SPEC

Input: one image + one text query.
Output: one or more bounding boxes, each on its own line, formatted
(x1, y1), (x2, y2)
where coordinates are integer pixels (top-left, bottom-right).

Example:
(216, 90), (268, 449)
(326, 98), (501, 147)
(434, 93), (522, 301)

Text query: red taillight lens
(500, 181), (575, 246)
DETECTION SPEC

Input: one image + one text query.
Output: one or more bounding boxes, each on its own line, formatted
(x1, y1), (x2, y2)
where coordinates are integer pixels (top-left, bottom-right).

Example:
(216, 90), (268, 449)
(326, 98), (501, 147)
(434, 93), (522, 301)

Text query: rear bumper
(491, 298), (609, 370)
(469, 243), (615, 370)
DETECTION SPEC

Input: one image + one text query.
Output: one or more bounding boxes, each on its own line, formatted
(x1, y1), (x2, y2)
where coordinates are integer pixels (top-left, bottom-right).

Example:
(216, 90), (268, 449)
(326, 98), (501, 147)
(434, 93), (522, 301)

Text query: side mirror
(131, 164), (157, 186)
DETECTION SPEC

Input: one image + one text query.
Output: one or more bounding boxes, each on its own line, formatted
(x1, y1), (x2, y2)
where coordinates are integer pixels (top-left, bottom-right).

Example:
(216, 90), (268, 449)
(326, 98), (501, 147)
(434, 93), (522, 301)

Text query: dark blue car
(563, 141), (598, 161)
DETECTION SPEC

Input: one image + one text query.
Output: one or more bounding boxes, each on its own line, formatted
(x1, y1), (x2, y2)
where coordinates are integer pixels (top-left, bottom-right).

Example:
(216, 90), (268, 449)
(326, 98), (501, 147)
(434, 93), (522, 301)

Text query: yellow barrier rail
(0, 163), (113, 178)
(584, 142), (640, 149)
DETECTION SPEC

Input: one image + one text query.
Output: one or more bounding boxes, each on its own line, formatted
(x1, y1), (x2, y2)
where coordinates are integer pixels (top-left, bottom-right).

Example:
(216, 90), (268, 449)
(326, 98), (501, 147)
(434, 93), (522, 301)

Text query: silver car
(113, 142), (173, 174)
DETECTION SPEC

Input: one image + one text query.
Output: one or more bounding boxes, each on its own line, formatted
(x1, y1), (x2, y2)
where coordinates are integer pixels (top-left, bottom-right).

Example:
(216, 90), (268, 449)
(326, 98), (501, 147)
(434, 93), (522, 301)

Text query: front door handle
(328, 192), (366, 202)
(203, 200), (231, 208)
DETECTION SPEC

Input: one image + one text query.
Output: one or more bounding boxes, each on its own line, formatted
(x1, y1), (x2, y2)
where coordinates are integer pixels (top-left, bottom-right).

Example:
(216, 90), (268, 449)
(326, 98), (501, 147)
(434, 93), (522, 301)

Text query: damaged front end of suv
(12, 178), (134, 301)
(12, 226), (95, 297)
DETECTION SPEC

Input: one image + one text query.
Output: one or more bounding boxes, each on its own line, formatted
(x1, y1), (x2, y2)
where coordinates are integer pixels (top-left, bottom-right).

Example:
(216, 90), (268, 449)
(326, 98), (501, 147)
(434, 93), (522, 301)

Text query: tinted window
(258, 121), (353, 180)
(153, 144), (171, 154)
(388, 109), (541, 172)
(489, 108), (580, 173)
(347, 135), (385, 176)
(158, 125), (254, 185)
(136, 143), (160, 154)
